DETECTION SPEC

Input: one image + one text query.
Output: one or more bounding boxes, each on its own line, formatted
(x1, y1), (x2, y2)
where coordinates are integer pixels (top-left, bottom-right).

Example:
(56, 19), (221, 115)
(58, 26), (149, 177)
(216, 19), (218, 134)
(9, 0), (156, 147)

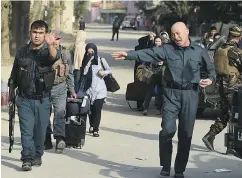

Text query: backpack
(113, 20), (119, 28)
(214, 46), (240, 76)
(135, 64), (154, 84)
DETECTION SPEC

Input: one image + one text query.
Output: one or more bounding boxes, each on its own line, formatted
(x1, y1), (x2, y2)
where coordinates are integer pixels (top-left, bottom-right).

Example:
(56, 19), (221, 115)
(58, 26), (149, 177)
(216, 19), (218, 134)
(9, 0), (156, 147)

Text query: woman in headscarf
(78, 43), (112, 137)
(73, 24), (87, 88)
(160, 31), (170, 44)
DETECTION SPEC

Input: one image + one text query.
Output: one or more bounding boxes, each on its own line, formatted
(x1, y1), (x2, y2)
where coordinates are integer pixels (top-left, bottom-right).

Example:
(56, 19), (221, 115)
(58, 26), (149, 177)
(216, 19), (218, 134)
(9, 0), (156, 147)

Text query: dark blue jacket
(126, 41), (216, 85)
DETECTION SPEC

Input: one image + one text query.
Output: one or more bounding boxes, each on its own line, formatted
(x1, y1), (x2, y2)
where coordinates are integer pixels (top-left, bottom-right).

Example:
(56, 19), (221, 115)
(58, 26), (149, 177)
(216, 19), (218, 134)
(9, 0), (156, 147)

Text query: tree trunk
(1, 1), (11, 61)
(20, 1), (30, 46)
(55, 1), (61, 29)
(10, 1), (19, 55)
(47, 1), (55, 29)
(60, 1), (64, 30)
(30, 0), (43, 24)
(13, 2), (22, 51)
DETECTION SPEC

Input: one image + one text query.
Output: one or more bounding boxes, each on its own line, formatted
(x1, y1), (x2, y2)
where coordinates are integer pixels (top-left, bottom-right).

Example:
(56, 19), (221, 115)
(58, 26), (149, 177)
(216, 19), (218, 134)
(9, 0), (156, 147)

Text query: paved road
(1, 26), (242, 178)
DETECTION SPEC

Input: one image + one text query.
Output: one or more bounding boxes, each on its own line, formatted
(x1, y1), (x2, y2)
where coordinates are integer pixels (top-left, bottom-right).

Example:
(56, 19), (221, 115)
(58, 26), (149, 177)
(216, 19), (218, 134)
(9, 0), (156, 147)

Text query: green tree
(162, 1), (193, 20)
(192, 1), (242, 22)
(74, 1), (88, 19)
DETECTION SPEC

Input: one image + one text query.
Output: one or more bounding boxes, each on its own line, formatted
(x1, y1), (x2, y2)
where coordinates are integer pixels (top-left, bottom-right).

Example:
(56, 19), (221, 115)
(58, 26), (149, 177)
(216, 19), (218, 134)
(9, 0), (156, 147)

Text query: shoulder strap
(99, 57), (106, 70)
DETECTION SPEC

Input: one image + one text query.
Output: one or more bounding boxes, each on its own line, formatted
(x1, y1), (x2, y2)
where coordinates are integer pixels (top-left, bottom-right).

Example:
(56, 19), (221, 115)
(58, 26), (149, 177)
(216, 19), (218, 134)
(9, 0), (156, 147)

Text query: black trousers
(112, 29), (119, 40)
(133, 61), (143, 109)
(159, 88), (198, 173)
(143, 73), (163, 111)
(89, 98), (105, 132)
(73, 69), (81, 92)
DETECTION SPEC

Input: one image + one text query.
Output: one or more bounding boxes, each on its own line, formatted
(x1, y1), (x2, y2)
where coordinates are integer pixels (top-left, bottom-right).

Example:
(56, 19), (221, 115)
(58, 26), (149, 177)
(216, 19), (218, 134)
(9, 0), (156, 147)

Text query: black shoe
(110, 39), (114, 41)
(143, 110), (148, 116)
(44, 134), (53, 150)
(89, 127), (94, 133)
(32, 156), (42, 167)
(202, 133), (215, 151)
(174, 172), (184, 178)
(93, 131), (99, 137)
(22, 159), (32, 171)
(55, 138), (66, 154)
(160, 167), (170, 176)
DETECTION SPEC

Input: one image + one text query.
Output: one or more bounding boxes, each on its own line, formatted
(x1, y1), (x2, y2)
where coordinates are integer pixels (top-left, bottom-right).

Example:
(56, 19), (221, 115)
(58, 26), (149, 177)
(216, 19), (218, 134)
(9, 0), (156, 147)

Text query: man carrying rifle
(8, 20), (59, 171)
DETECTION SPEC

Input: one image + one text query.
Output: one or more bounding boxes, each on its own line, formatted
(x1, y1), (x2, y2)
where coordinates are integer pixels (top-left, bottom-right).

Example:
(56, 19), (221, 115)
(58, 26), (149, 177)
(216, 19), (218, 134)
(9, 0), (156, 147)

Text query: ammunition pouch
(17, 58), (32, 92)
(36, 66), (55, 94)
(52, 50), (70, 85)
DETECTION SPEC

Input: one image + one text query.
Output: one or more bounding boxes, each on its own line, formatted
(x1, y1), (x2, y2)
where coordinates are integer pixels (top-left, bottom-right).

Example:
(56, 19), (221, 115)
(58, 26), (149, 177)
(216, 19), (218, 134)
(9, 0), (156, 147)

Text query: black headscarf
(78, 43), (99, 92)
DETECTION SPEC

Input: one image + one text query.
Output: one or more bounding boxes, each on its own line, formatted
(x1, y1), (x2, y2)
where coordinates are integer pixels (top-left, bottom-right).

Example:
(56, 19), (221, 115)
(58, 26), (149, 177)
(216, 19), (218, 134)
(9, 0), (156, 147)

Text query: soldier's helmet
(229, 26), (241, 37)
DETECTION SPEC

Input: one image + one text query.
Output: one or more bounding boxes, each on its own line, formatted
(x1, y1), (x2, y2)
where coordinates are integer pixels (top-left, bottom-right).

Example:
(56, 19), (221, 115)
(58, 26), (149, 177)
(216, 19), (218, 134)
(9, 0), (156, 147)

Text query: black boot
(44, 134), (53, 150)
(32, 156), (42, 167)
(174, 172), (184, 178)
(202, 132), (215, 151)
(160, 167), (170, 177)
(22, 159), (32, 171)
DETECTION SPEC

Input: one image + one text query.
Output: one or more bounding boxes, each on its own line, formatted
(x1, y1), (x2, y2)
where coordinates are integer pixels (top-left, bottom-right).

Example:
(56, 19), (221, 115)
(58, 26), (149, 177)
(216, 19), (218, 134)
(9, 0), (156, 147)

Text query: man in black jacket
(79, 16), (85, 30)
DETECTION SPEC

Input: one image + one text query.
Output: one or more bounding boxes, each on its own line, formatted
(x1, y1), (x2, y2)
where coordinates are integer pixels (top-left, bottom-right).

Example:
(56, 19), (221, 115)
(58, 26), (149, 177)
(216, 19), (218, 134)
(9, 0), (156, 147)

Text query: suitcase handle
(67, 97), (83, 103)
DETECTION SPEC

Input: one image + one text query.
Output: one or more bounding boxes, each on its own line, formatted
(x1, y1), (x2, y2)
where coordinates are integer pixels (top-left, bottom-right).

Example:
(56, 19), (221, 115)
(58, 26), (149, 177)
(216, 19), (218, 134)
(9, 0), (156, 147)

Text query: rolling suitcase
(65, 96), (90, 149)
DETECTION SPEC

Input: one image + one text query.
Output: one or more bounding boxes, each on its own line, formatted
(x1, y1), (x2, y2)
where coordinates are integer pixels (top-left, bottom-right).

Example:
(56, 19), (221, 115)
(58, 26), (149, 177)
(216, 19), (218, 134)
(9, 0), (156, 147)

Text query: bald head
(171, 22), (188, 31)
(171, 22), (190, 47)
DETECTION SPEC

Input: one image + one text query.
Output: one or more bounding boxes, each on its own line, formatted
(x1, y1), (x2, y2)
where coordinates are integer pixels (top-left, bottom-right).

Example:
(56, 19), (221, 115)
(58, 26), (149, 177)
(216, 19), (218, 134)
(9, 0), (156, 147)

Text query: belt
(165, 82), (198, 91)
(20, 92), (49, 100)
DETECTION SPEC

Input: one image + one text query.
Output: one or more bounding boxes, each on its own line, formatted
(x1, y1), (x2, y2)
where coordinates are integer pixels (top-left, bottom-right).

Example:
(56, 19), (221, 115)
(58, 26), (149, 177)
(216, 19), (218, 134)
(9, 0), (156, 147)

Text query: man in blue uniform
(8, 20), (59, 171)
(111, 22), (216, 178)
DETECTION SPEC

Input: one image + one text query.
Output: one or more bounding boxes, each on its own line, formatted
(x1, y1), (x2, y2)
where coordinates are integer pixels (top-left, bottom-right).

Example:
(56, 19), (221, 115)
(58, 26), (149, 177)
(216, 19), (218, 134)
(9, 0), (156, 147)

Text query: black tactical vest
(16, 44), (55, 96)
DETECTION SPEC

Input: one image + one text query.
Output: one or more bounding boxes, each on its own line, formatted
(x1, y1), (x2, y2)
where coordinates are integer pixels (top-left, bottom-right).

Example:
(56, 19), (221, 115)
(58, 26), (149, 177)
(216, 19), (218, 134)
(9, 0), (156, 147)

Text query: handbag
(100, 58), (120, 93)
(135, 64), (154, 84)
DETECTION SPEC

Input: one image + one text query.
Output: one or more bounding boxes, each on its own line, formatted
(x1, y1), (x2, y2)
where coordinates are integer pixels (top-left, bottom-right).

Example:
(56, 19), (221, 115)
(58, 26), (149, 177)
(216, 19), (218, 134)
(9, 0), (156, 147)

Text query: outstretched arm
(111, 46), (166, 64)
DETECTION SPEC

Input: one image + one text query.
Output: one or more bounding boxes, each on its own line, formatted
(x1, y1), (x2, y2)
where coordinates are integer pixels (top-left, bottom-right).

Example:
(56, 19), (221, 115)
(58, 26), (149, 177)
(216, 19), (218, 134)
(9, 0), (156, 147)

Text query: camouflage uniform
(203, 26), (242, 150)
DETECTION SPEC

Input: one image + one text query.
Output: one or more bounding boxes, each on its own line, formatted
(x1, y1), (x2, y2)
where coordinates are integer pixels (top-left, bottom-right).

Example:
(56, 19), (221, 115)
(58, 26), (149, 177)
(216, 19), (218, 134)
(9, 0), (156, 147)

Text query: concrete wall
(122, 1), (139, 15)
(83, 7), (101, 23)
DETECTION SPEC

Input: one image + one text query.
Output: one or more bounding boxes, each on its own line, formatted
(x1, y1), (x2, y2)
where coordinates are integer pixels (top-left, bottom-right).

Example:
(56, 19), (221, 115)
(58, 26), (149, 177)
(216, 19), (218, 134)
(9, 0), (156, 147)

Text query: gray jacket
(53, 46), (75, 94)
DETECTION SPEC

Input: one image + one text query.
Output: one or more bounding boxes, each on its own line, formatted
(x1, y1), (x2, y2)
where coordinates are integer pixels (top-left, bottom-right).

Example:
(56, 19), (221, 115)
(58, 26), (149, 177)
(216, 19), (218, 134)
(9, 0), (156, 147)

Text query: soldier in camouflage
(202, 26), (242, 151)
(201, 26), (217, 47)
(44, 30), (77, 153)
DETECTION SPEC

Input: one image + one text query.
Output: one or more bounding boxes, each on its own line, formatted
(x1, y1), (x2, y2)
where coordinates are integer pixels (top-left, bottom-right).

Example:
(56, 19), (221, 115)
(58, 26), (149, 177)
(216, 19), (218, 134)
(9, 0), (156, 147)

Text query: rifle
(8, 79), (15, 153)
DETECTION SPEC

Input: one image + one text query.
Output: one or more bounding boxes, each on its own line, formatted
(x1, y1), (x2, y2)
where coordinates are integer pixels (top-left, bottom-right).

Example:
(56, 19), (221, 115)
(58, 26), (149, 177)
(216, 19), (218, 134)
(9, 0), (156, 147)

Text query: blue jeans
(16, 95), (51, 161)
(46, 82), (67, 138)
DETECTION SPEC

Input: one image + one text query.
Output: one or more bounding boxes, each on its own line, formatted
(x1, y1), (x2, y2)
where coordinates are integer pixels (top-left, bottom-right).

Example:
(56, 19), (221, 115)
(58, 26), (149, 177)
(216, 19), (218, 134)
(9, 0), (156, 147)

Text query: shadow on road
(99, 126), (209, 153)
(64, 149), (242, 178)
(104, 91), (219, 120)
